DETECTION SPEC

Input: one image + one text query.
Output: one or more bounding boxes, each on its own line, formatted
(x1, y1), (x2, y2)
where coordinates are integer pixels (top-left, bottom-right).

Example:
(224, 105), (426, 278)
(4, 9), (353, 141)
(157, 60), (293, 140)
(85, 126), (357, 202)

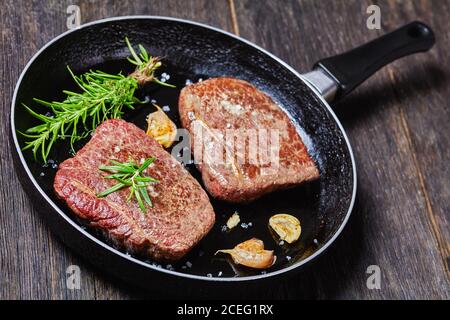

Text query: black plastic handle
(315, 21), (435, 100)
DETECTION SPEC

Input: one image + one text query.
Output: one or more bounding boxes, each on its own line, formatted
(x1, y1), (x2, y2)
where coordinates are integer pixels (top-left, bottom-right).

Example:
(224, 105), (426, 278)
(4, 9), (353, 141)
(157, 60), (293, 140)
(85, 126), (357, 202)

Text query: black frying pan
(10, 17), (434, 293)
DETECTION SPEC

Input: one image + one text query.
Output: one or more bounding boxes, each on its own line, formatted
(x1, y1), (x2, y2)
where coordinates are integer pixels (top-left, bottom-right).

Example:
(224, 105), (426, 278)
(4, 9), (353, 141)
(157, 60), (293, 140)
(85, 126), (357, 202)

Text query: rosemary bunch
(20, 38), (174, 163)
(97, 157), (159, 213)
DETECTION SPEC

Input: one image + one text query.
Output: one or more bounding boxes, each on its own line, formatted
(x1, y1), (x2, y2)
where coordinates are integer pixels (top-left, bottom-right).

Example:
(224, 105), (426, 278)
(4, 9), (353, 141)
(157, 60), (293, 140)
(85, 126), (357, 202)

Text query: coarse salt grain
(114, 146), (121, 153)
(162, 105), (170, 112)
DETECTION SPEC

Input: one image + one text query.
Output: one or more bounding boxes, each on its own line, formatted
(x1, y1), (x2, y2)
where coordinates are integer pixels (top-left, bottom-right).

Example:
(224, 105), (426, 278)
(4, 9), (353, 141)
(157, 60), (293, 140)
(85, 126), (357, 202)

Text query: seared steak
(54, 119), (215, 261)
(179, 77), (319, 202)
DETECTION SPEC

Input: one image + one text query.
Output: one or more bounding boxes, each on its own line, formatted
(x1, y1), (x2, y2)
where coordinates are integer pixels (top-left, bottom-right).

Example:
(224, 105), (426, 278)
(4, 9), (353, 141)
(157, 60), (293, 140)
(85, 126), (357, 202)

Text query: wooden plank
(379, 0), (450, 282)
(0, 0), (233, 300)
(232, 0), (450, 299)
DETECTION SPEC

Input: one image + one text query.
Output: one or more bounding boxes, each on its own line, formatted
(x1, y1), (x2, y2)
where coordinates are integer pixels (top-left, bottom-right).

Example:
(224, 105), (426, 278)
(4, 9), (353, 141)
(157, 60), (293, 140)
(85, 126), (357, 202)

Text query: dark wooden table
(1, 0), (449, 299)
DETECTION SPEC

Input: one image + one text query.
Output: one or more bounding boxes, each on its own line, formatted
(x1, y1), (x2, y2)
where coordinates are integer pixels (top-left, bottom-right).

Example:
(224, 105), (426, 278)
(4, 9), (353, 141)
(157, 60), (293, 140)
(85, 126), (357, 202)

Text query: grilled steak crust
(179, 77), (319, 203)
(54, 119), (215, 261)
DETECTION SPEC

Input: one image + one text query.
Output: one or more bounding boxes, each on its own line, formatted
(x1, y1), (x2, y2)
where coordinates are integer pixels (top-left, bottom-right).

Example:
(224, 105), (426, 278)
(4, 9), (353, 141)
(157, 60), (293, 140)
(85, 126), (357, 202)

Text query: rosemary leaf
(97, 157), (159, 213)
(134, 189), (146, 213)
(139, 186), (153, 207)
(97, 182), (126, 198)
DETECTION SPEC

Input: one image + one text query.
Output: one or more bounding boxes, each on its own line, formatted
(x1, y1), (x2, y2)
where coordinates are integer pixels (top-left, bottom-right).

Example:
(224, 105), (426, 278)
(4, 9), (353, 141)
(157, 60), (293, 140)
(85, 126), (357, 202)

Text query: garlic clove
(216, 238), (276, 269)
(146, 104), (177, 148)
(226, 212), (240, 230)
(269, 214), (301, 244)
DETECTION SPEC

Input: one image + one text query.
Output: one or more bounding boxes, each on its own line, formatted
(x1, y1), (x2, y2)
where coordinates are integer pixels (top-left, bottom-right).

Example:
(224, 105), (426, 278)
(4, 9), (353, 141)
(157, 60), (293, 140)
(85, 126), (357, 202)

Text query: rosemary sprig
(21, 71), (139, 162)
(20, 38), (174, 163)
(97, 157), (159, 213)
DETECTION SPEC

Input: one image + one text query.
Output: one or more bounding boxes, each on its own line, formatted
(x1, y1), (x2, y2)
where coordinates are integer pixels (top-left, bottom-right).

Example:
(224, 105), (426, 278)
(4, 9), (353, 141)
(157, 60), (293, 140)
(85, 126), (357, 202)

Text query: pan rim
(10, 15), (357, 283)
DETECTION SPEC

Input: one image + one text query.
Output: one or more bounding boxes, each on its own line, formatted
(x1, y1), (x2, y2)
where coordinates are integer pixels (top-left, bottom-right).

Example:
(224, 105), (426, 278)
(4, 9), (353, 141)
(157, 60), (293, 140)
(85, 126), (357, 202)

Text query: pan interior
(13, 18), (354, 279)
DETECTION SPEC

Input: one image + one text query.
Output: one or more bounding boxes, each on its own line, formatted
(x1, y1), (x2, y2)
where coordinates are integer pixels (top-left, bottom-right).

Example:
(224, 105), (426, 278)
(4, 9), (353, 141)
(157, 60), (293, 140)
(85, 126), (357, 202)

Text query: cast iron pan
(10, 17), (434, 293)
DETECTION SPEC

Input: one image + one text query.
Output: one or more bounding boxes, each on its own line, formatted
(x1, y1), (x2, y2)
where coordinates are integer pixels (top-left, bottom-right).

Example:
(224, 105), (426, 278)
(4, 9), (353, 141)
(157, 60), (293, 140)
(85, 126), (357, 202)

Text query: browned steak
(54, 119), (215, 261)
(179, 77), (319, 203)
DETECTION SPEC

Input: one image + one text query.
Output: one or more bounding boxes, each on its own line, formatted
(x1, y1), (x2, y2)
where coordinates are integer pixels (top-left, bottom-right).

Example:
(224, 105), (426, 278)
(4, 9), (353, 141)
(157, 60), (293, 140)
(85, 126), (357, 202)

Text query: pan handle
(302, 21), (435, 102)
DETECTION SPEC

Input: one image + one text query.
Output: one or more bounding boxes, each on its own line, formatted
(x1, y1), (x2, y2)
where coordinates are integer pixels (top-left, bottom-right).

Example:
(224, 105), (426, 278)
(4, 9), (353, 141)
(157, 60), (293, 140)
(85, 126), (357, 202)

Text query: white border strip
(10, 15), (357, 282)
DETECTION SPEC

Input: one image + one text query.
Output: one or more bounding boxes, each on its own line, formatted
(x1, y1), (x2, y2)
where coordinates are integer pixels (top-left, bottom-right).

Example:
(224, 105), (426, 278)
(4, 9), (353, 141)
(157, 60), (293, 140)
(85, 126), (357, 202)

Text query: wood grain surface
(0, 0), (448, 299)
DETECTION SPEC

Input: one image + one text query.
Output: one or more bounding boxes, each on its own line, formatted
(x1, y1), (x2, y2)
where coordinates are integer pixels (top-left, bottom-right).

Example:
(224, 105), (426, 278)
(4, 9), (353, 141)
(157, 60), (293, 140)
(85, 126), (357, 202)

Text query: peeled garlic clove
(269, 214), (301, 244)
(226, 212), (240, 230)
(146, 105), (177, 148)
(216, 238), (276, 269)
